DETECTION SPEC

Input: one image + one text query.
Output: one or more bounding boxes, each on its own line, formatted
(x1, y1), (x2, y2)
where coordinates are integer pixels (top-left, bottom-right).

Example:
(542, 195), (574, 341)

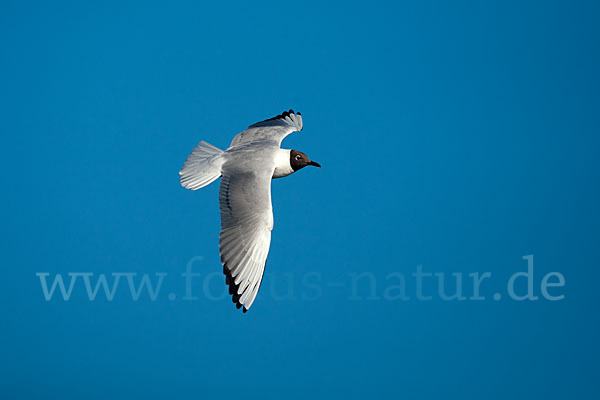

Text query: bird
(179, 110), (321, 312)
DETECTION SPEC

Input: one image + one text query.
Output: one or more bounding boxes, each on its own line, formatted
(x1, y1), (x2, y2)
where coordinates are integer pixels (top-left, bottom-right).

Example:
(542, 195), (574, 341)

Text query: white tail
(179, 141), (225, 190)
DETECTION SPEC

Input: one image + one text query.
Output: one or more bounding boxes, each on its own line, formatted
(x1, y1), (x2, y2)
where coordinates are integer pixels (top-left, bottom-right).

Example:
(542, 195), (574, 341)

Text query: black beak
(308, 161), (321, 168)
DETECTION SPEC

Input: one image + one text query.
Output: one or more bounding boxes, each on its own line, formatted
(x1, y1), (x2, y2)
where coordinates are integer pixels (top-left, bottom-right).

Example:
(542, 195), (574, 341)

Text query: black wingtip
(223, 264), (245, 311)
(251, 109), (300, 126)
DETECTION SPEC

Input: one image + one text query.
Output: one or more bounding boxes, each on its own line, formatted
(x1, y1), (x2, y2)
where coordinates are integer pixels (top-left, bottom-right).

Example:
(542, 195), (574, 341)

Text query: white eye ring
(295, 155), (302, 160)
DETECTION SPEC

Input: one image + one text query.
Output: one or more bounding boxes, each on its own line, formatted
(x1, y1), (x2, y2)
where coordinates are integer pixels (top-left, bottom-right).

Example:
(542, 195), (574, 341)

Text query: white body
(272, 149), (294, 178)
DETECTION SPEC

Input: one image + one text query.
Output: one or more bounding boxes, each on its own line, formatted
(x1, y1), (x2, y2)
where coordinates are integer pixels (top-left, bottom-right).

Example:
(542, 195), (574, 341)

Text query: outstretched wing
(219, 164), (274, 312)
(229, 109), (303, 148)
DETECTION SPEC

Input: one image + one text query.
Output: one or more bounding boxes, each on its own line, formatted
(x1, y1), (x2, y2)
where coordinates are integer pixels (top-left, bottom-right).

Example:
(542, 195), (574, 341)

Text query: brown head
(290, 150), (321, 171)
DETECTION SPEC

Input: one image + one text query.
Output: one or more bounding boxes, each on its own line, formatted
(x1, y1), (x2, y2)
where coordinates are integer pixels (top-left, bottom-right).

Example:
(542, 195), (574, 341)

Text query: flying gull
(179, 110), (320, 312)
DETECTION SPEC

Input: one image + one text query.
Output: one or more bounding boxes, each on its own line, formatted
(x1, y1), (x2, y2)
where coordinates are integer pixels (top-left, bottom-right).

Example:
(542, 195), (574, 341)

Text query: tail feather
(179, 141), (224, 190)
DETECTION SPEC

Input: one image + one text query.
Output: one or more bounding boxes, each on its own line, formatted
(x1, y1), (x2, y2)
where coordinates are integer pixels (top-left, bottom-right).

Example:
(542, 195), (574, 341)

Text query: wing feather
(219, 167), (274, 312)
(229, 109), (303, 148)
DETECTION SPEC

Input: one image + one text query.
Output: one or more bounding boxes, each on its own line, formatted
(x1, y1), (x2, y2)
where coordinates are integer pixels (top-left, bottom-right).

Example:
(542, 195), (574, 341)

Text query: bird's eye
(295, 155), (302, 160)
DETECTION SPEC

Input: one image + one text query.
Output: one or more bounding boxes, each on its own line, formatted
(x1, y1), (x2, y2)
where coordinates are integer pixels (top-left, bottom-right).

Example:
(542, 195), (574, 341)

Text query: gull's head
(290, 150), (321, 171)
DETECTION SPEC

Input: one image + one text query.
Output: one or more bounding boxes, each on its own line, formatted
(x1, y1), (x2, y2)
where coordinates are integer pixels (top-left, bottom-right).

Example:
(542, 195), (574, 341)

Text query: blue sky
(1, 1), (599, 399)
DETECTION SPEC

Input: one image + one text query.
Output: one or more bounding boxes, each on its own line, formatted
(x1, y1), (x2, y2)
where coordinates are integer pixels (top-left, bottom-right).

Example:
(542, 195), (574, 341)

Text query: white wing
(219, 163), (274, 312)
(229, 109), (303, 148)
